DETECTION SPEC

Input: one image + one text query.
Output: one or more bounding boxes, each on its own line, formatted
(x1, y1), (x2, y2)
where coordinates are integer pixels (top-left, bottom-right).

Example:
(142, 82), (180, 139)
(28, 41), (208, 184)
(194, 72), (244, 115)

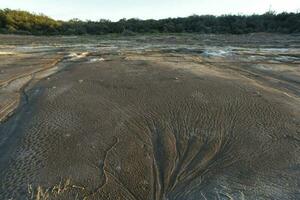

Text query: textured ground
(0, 34), (300, 200)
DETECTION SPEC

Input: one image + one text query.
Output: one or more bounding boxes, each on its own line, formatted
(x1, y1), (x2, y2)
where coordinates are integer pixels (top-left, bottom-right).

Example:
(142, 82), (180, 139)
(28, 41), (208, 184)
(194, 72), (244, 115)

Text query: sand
(0, 34), (299, 200)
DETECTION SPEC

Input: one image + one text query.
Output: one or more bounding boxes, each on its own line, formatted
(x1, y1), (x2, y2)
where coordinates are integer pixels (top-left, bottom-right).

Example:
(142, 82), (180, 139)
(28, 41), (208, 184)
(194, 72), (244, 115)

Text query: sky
(0, 0), (299, 21)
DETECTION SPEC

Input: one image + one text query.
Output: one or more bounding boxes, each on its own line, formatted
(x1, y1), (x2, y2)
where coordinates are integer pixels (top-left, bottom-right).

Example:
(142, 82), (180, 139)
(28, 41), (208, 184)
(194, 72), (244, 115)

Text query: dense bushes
(0, 9), (61, 34)
(0, 9), (299, 35)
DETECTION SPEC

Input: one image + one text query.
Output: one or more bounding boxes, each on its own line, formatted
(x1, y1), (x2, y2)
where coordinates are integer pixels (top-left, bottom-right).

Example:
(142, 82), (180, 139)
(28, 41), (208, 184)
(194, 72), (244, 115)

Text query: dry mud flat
(0, 34), (300, 200)
(0, 52), (66, 122)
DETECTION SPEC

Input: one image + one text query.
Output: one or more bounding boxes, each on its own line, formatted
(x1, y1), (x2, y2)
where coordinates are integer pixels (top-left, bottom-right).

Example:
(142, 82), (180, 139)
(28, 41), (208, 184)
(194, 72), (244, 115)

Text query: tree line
(0, 9), (299, 35)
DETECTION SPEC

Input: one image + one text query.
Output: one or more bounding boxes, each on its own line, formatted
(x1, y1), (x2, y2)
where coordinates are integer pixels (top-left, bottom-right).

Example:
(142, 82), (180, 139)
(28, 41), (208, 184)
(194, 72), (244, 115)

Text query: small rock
(116, 165), (121, 171)
(253, 91), (261, 97)
(89, 58), (105, 63)
(78, 79), (84, 83)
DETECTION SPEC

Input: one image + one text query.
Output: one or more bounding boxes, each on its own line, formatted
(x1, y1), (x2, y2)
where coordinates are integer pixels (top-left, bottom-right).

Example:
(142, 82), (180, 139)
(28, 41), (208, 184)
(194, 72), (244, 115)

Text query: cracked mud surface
(0, 34), (300, 199)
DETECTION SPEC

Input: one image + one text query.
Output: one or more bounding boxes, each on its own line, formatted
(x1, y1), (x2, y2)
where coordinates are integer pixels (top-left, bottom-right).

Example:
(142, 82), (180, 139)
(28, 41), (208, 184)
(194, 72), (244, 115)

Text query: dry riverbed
(0, 34), (300, 200)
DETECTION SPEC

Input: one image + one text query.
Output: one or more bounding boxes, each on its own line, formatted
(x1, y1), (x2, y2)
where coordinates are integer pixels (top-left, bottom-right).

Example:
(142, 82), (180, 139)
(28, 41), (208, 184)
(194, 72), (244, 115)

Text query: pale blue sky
(1, 0), (299, 21)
